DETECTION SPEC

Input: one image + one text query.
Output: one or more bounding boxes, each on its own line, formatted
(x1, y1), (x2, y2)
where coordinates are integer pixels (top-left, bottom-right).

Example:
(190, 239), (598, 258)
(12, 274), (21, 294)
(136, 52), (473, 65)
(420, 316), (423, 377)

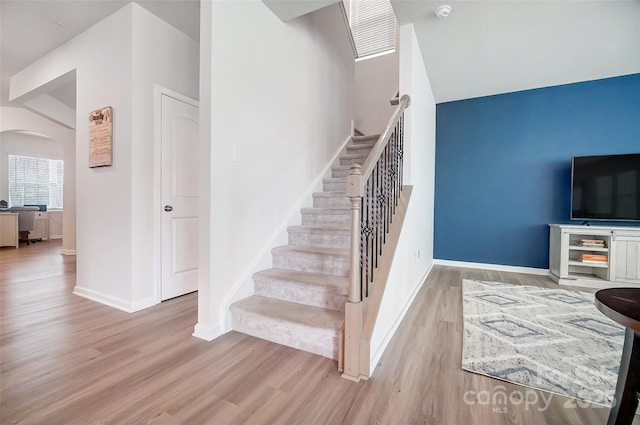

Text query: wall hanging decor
(88, 106), (113, 168)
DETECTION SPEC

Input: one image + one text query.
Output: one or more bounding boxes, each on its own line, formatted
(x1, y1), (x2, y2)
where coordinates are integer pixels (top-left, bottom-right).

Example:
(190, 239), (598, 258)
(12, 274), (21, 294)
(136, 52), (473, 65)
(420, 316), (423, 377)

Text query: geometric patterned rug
(462, 279), (625, 407)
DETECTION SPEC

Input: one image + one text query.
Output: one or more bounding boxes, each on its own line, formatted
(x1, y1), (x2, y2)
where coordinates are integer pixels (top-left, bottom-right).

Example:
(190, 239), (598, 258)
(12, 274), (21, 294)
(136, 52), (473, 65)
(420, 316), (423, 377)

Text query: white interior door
(161, 93), (199, 300)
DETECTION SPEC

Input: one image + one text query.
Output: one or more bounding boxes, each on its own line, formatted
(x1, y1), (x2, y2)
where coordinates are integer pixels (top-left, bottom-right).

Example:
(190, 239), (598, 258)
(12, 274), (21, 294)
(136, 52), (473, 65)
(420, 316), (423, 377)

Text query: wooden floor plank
(1, 241), (632, 424)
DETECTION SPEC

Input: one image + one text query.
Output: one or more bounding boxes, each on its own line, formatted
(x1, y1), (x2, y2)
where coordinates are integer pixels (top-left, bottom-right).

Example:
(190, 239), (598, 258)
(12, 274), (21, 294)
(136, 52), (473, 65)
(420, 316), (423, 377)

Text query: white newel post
(343, 164), (363, 381)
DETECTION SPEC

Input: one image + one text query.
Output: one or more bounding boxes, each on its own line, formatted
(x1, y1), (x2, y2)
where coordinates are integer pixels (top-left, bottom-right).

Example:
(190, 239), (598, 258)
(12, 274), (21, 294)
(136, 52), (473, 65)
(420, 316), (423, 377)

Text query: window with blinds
(348, 0), (397, 59)
(8, 155), (64, 209)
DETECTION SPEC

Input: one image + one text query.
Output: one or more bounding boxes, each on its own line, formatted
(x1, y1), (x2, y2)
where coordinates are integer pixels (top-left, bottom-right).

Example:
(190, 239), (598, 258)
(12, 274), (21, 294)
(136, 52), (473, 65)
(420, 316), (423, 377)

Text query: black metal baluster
(378, 157), (383, 258)
(393, 126), (397, 213)
(396, 123), (400, 206)
(397, 119), (401, 204)
(400, 114), (404, 189)
(354, 103), (409, 301)
(368, 178), (372, 295)
(373, 163), (378, 269)
(370, 180), (373, 291)
(382, 145), (389, 243)
(359, 196), (365, 301)
(393, 122), (398, 208)
(385, 137), (392, 234)
(389, 128), (395, 220)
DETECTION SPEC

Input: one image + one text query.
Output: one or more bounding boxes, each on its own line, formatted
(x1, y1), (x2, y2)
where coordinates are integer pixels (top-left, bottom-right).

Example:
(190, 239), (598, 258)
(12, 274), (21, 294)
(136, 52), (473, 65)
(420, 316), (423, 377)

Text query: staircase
(229, 134), (379, 360)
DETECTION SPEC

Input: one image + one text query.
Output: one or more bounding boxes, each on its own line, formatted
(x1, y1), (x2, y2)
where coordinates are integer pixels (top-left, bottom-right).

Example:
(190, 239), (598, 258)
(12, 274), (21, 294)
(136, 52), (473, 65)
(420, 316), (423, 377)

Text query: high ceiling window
(348, 0), (397, 59)
(8, 155), (64, 209)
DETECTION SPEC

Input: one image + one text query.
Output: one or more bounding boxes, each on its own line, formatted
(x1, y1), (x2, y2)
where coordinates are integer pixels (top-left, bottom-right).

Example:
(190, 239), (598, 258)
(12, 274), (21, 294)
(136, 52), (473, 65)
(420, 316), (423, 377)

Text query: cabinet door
(613, 239), (640, 282)
(31, 213), (48, 240)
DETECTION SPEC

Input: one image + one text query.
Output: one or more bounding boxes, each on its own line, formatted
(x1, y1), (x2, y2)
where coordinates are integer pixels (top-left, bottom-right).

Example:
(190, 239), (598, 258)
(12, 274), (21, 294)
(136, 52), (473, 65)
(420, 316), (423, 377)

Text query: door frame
(153, 85), (199, 303)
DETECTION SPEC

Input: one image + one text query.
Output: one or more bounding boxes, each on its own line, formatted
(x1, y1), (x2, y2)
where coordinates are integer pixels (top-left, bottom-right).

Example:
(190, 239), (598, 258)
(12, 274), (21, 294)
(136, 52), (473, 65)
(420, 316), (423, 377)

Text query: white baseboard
(130, 296), (158, 312)
(73, 286), (158, 313)
(549, 272), (640, 290)
(193, 322), (225, 341)
(49, 235), (63, 240)
(433, 259), (549, 276)
(220, 134), (355, 331)
(369, 263), (433, 375)
(60, 249), (76, 256)
(73, 286), (133, 313)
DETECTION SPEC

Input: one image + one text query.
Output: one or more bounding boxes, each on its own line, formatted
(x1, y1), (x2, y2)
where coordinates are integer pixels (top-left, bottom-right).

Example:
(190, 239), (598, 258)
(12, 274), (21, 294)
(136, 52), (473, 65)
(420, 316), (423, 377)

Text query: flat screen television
(571, 153), (640, 222)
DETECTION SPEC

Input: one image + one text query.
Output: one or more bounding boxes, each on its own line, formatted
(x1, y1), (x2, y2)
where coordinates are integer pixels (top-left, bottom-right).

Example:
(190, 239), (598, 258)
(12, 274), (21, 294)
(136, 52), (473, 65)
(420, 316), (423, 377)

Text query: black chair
(10, 207), (39, 245)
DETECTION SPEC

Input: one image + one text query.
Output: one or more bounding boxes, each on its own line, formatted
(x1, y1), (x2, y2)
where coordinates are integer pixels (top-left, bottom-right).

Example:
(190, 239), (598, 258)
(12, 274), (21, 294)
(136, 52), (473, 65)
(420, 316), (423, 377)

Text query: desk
(595, 288), (640, 425)
(0, 213), (19, 248)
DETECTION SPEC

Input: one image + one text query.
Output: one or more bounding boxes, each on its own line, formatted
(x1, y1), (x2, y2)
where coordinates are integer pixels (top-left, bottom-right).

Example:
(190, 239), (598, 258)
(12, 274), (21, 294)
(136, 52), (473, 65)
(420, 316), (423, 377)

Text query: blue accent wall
(434, 74), (640, 269)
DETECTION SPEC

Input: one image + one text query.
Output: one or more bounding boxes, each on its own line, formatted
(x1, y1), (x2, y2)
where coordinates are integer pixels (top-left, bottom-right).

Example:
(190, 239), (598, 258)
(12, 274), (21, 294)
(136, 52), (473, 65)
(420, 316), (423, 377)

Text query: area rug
(461, 279), (625, 406)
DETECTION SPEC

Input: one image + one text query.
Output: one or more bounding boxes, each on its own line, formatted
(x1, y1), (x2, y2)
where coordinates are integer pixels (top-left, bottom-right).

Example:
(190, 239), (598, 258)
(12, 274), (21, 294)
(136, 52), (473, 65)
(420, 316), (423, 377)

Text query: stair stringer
(220, 134), (354, 332)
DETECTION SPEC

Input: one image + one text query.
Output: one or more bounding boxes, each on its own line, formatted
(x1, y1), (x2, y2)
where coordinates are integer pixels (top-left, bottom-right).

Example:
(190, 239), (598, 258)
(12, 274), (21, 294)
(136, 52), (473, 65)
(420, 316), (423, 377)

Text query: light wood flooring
(0, 241), (629, 424)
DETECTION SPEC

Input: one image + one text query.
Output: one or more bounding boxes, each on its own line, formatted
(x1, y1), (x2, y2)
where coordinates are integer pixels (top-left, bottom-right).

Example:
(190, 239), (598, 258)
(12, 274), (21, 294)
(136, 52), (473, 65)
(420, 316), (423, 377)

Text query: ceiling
(391, 0), (640, 103)
(2, 0), (638, 113)
(0, 0), (199, 109)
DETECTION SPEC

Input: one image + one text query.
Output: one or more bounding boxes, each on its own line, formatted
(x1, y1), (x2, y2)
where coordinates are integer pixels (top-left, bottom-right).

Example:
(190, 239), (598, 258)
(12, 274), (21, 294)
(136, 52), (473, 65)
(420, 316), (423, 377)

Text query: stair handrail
(347, 94), (410, 199)
(342, 94), (411, 381)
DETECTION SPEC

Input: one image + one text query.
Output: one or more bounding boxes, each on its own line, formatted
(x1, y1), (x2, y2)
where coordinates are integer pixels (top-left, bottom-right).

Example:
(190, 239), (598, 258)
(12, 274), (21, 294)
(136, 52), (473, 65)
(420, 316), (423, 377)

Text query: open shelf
(550, 224), (640, 289)
(568, 260), (608, 269)
(566, 271), (609, 281)
(568, 245), (609, 252)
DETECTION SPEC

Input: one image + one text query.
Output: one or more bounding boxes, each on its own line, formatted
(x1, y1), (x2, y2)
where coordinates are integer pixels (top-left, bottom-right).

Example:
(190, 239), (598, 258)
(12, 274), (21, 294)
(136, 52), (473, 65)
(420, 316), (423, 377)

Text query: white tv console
(549, 224), (640, 289)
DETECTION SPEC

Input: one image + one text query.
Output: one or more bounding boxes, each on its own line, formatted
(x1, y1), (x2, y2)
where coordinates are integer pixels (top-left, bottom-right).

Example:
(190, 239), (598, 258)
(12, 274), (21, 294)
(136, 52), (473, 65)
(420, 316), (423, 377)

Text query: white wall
(130, 5), (199, 305)
(196, 0), (355, 338)
(195, 0), (214, 337)
(354, 50), (399, 135)
(0, 132), (63, 203)
(0, 106), (76, 254)
(369, 23), (436, 373)
(12, 5), (136, 306)
(9, 4), (199, 312)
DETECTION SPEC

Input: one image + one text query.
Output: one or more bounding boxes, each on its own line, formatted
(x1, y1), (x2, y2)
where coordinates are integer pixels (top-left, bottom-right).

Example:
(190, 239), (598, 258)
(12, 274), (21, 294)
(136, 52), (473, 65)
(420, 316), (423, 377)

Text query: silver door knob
(164, 205), (173, 212)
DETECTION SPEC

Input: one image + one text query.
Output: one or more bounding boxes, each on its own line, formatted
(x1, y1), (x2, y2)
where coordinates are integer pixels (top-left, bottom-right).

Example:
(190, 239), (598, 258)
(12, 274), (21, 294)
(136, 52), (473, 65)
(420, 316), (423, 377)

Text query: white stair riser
(339, 156), (368, 166)
(323, 181), (346, 192)
(289, 231), (350, 249)
(272, 251), (349, 277)
(313, 196), (350, 209)
(254, 279), (346, 312)
(231, 311), (339, 359)
(301, 212), (351, 227)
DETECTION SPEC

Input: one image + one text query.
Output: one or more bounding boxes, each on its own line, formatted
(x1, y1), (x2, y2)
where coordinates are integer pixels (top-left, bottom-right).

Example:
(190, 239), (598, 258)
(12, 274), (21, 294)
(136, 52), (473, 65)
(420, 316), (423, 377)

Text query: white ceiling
(2, 0), (638, 111)
(0, 0), (199, 108)
(391, 0), (640, 103)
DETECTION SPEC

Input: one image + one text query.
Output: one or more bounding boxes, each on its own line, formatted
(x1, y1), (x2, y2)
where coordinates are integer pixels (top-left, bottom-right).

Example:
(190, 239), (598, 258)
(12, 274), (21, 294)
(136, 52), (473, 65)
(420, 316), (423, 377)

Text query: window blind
(349, 0), (397, 59)
(8, 155), (64, 209)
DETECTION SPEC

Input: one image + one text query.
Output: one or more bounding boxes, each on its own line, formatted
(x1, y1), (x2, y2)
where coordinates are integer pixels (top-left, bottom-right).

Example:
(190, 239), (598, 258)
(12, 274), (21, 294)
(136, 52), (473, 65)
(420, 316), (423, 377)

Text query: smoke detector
(435, 5), (452, 18)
